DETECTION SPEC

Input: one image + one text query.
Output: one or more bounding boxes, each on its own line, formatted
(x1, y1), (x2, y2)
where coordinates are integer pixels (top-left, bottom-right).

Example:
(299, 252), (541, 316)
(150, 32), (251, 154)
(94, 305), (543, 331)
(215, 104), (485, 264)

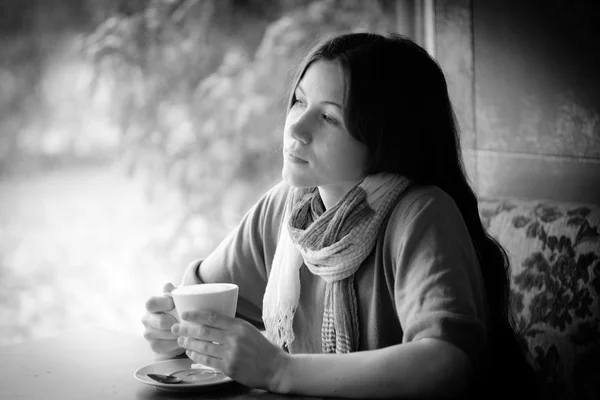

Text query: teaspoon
(146, 373), (186, 384)
(147, 368), (222, 384)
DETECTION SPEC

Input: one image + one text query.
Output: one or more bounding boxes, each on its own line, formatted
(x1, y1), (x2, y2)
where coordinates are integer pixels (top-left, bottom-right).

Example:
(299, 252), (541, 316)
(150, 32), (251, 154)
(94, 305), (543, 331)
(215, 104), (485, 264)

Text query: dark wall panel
(436, 0), (600, 203)
(435, 0), (474, 149)
(435, 0), (477, 189)
(474, 0), (600, 158)
(477, 150), (600, 203)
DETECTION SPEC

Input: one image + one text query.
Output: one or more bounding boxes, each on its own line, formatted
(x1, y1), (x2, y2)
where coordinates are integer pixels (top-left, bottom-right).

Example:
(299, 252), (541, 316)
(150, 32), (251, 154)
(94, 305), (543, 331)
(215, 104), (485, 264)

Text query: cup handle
(163, 292), (179, 322)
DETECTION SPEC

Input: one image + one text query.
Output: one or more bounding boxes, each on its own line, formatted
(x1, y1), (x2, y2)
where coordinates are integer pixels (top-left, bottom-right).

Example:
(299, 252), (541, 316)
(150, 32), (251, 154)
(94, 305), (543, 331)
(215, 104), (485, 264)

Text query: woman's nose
(289, 114), (312, 144)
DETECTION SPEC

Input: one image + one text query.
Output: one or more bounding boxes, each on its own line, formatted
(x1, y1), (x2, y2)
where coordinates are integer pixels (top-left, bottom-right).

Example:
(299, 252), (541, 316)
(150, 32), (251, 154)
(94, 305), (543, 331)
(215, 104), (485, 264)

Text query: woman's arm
(180, 182), (290, 325)
(277, 338), (473, 398)
(174, 310), (473, 399)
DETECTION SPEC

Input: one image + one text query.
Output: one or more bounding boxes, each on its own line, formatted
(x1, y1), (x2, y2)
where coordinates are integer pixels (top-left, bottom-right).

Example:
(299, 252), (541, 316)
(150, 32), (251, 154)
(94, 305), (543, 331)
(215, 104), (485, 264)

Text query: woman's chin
(282, 169), (316, 188)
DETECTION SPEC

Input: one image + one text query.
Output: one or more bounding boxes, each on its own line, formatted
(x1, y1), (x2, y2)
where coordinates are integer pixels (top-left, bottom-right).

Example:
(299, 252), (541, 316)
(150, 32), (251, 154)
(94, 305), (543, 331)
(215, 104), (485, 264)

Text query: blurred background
(1, 0), (599, 347)
(0, 0), (400, 346)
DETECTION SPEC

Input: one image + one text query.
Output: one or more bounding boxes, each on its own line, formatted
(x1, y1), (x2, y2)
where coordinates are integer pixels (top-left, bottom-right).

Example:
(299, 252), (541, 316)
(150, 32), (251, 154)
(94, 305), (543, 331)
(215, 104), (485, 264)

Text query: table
(0, 327), (326, 400)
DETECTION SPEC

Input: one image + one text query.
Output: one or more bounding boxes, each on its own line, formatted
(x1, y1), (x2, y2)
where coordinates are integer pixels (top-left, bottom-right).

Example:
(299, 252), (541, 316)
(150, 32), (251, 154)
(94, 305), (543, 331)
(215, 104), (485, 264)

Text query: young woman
(142, 32), (535, 398)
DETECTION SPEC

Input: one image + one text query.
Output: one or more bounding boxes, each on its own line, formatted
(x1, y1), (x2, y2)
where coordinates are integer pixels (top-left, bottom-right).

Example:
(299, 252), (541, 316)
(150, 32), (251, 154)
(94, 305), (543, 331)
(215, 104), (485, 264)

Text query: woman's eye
(322, 114), (340, 126)
(292, 97), (306, 107)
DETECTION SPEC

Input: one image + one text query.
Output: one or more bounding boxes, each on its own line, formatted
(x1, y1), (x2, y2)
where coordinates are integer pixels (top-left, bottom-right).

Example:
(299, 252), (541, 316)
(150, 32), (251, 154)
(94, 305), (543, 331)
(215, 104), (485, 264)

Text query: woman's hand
(172, 310), (290, 392)
(141, 282), (185, 357)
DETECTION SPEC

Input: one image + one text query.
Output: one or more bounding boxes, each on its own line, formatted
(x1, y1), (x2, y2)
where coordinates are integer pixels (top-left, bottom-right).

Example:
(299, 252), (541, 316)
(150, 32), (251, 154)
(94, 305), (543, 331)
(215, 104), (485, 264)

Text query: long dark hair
(288, 32), (536, 394)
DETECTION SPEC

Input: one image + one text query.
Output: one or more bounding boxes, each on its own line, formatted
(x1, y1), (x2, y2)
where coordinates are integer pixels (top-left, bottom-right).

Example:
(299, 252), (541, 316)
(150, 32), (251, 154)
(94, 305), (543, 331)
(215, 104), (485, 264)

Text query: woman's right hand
(142, 282), (185, 357)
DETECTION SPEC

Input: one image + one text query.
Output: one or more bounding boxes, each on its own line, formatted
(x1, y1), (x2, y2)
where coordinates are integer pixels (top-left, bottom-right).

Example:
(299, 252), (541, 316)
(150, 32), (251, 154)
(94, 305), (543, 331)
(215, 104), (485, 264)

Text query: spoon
(146, 372), (198, 384)
(146, 368), (222, 384)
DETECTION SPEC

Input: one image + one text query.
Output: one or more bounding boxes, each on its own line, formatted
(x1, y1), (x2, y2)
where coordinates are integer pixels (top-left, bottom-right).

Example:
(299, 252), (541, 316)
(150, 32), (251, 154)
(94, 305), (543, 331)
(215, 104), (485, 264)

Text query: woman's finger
(179, 336), (226, 360)
(162, 282), (176, 293)
(145, 295), (175, 313)
(174, 322), (224, 344)
(148, 337), (183, 355)
(185, 350), (225, 373)
(143, 325), (178, 340)
(142, 311), (178, 331)
(181, 310), (234, 329)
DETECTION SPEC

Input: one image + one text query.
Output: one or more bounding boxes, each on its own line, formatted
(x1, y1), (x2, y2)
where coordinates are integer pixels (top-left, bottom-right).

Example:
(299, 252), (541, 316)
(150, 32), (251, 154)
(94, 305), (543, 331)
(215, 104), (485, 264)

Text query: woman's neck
(317, 179), (364, 209)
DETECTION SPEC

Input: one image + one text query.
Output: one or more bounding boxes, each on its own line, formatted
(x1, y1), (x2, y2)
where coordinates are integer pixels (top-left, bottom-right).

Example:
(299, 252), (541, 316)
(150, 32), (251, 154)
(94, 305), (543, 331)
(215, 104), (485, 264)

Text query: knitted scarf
(262, 173), (410, 353)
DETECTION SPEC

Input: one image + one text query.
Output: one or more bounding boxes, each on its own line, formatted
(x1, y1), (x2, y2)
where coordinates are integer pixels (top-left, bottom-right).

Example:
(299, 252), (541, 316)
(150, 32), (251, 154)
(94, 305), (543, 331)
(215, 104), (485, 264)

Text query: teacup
(167, 283), (239, 321)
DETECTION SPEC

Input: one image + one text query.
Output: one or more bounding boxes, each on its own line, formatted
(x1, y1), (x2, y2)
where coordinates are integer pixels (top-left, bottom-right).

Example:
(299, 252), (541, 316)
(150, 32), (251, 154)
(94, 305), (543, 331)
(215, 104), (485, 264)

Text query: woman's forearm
(274, 338), (473, 398)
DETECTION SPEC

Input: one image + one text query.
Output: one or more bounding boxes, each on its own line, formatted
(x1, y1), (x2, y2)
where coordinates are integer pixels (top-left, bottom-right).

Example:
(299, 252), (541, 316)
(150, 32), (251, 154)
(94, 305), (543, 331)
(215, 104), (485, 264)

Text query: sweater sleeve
(389, 187), (488, 364)
(181, 181), (290, 327)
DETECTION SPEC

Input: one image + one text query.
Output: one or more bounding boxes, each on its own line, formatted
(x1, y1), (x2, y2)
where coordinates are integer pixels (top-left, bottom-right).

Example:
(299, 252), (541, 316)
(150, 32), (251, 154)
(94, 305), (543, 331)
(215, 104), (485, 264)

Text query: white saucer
(133, 358), (233, 392)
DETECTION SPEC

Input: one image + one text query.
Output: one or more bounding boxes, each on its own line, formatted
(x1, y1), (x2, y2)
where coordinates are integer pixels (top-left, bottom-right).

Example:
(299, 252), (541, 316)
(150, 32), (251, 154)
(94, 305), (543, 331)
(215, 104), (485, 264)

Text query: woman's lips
(285, 149), (308, 164)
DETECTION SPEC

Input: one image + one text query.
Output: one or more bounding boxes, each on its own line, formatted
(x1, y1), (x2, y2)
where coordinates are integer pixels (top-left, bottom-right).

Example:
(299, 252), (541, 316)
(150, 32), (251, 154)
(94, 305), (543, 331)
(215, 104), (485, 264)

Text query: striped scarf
(263, 173), (410, 353)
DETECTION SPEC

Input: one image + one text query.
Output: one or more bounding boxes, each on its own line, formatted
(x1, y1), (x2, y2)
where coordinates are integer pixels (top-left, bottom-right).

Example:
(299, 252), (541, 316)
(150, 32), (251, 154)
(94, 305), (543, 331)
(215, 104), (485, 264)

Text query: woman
(142, 33), (535, 398)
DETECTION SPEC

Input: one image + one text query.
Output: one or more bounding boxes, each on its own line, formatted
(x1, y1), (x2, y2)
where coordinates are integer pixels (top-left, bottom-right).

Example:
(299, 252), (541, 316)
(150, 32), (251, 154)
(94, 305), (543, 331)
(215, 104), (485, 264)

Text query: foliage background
(0, 0), (398, 345)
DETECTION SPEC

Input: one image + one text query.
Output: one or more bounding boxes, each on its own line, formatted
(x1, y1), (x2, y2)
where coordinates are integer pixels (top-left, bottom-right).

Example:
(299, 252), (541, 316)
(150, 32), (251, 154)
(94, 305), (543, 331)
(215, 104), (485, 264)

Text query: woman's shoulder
(259, 180), (291, 212)
(382, 183), (467, 244)
(381, 184), (476, 271)
(265, 180), (292, 200)
(251, 180), (291, 231)
(391, 184), (461, 223)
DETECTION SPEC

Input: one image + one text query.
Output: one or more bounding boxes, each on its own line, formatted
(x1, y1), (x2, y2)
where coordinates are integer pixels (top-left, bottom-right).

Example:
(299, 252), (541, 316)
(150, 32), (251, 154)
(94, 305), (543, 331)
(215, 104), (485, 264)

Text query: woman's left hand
(172, 311), (289, 392)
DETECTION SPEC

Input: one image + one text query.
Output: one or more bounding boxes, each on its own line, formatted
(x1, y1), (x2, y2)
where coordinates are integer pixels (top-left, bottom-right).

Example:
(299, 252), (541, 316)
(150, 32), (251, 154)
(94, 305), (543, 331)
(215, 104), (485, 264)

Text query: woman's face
(282, 60), (369, 196)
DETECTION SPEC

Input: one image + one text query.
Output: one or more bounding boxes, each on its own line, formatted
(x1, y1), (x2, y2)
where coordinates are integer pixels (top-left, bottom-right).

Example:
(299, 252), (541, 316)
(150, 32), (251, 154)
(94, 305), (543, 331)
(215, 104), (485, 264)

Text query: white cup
(167, 283), (239, 321)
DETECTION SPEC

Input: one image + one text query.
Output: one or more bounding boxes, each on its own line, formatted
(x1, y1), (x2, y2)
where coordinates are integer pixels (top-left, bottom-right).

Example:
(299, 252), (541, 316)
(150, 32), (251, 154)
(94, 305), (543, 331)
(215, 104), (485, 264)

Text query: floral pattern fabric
(479, 198), (600, 400)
